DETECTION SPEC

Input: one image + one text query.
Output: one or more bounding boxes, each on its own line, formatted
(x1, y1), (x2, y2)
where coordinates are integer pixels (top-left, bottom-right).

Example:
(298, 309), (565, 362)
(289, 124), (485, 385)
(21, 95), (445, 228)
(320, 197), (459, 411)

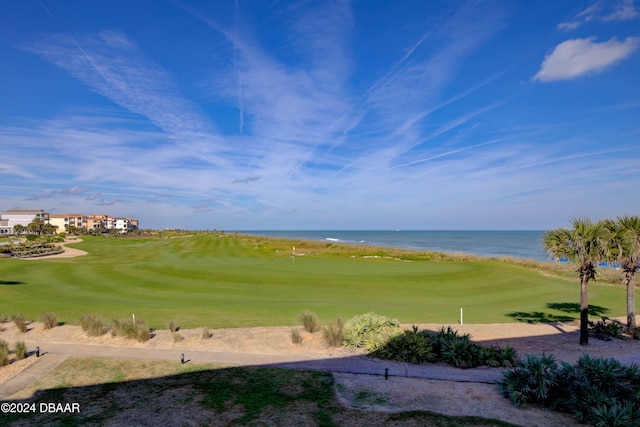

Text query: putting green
(0, 234), (630, 329)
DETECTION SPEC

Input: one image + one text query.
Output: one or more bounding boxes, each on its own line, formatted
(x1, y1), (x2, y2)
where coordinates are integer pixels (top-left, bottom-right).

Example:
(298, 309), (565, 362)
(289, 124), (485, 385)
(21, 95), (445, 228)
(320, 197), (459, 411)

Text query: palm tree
(604, 215), (640, 331)
(543, 218), (607, 345)
(12, 224), (25, 235)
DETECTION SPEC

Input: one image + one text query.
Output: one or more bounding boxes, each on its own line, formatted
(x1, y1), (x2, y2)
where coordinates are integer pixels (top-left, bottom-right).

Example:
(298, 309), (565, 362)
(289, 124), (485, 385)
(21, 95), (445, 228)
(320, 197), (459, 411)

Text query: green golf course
(0, 233), (631, 329)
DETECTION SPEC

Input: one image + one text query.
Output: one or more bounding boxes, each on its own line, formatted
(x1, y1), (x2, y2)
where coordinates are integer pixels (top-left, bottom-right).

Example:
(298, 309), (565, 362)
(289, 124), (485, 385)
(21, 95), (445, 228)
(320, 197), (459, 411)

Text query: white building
(114, 218), (136, 233)
(0, 209), (49, 234)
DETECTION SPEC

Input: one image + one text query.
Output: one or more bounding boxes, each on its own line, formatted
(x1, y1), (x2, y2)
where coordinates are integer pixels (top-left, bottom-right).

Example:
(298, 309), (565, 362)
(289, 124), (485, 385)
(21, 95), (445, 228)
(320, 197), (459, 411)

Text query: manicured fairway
(0, 234), (631, 329)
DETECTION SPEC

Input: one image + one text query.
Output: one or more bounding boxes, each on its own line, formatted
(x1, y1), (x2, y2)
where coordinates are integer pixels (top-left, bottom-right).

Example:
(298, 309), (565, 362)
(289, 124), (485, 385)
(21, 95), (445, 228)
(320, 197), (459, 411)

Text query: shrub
(14, 341), (27, 360)
(342, 312), (401, 352)
(372, 325), (517, 368)
(372, 326), (436, 364)
(79, 314), (108, 337)
(12, 313), (28, 333)
(499, 353), (562, 408)
(137, 324), (151, 343)
(112, 318), (150, 342)
(322, 317), (344, 347)
(298, 310), (321, 333)
(40, 312), (57, 330)
(201, 327), (211, 340)
(589, 316), (625, 340)
(167, 320), (177, 333)
(290, 327), (303, 344)
(500, 354), (640, 426)
(0, 340), (9, 367)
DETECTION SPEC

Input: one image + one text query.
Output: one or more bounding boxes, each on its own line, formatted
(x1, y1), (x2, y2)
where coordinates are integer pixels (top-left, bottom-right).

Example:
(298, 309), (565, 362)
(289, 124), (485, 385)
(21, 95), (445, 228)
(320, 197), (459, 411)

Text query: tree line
(544, 216), (640, 345)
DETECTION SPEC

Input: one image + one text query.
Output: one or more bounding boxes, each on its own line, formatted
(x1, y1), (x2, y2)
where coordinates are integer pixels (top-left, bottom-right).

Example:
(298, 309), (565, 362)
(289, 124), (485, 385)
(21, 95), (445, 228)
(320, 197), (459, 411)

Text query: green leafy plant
(342, 312), (400, 352)
(372, 326), (436, 364)
(499, 353), (561, 408)
(589, 316), (625, 340)
(500, 354), (640, 426)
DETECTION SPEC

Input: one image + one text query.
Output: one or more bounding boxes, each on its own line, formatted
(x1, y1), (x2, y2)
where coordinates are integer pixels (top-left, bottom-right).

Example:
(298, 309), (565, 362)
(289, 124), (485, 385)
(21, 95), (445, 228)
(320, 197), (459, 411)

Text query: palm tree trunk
(626, 272), (636, 330)
(580, 277), (589, 345)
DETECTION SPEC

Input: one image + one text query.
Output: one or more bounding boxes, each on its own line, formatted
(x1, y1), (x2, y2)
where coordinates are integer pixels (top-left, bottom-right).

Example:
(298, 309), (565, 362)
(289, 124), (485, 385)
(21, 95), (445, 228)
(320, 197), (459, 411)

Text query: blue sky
(1, 1), (639, 230)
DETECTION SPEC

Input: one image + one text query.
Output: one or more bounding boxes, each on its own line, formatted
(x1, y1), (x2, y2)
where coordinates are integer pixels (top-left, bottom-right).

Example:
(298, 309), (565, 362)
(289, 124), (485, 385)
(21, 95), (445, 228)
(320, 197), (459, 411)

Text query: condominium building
(0, 209), (49, 234)
(49, 213), (87, 233)
(0, 209), (138, 235)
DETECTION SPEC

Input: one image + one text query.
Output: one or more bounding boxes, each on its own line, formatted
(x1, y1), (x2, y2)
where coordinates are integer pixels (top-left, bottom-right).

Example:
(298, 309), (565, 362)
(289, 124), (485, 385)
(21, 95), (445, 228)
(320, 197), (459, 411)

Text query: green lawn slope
(0, 233), (630, 329)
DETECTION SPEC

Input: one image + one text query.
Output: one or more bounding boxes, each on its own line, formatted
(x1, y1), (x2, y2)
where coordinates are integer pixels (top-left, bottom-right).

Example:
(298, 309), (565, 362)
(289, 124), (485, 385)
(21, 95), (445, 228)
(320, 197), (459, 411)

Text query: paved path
(0, 342), (504, 400)
(0, 354), (68, 400)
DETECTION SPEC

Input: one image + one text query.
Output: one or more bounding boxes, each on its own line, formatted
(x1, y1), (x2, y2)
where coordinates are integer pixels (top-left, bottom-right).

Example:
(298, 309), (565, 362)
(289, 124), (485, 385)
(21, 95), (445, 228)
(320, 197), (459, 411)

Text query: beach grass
(0, 233), (631, 329)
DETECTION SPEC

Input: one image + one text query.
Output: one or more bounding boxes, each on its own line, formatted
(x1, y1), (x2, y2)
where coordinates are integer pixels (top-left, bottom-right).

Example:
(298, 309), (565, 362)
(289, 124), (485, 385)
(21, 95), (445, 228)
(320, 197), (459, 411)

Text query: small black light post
(384, 368), (388, 380)
(181, 353), (185, 364)
(36, 346), (40, 358)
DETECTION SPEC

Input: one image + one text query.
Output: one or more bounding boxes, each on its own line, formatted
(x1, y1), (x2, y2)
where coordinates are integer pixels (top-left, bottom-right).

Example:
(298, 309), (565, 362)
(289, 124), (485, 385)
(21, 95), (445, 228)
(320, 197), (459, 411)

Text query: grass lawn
(0, 233), (631, 329)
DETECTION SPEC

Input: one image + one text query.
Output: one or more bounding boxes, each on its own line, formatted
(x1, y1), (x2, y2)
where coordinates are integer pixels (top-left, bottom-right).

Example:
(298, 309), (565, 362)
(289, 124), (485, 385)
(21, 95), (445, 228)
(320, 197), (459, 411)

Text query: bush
(322, 317), (344, 347)
(137, 324), (151, 342)
(372, 326), (436, 364)
(290, 328), (303, 344)
(342, 312), (401, 352)
(500, 354), (640, 426)
(201, 327), (211, 340)
(372, 325), (517, 368)
(40, 312), (57, 330)
(589, 316), (625, 340)
(0, 340), (9, 367)
(111, 318), (151, 342)
(14, 341), (27, 360)
(79, 314), (108, 337)
(167, 320), (177, 333)
(499, 353), (562, 408)
(298, 310), (321, 333)
(12, 313), (28, 333)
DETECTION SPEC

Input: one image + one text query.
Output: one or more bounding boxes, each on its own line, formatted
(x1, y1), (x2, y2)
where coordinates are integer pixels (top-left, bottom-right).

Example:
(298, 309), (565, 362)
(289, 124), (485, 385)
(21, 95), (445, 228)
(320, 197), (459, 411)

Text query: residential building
(0, 209), (138, 234)
(49, 213), (88, 233)
(114, 218), (136, 233)
(0, 209), (49, 234)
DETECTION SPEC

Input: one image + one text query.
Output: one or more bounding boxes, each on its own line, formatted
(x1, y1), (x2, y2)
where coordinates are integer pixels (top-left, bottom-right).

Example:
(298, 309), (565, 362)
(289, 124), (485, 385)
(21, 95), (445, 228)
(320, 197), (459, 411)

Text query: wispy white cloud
(604, 0), (640, 21)
(534, 37), (639, 82)
(558, 0), (639, 30)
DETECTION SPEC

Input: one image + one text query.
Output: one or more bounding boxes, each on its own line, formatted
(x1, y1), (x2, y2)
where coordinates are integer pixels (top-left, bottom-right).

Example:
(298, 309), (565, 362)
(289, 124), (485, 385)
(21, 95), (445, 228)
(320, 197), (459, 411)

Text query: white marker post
(460, 308), (463, 325)
(132, 313), (136, 325)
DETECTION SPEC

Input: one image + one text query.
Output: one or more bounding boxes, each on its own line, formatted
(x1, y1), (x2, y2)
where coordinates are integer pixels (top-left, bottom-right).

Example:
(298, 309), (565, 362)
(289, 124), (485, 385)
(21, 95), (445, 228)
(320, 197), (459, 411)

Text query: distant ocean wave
(241, 230), (550, 262)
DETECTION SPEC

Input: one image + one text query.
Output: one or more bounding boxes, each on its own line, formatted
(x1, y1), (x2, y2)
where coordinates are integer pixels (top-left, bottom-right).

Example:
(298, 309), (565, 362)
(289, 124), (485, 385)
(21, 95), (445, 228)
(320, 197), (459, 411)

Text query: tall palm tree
(604, 215), (640, 331)
(543, 218), (607, 345)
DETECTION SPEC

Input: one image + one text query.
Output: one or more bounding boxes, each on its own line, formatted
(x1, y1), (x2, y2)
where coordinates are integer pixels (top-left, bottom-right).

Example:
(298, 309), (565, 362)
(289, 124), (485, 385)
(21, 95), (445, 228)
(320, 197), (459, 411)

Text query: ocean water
(240, 230), (549, 262)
